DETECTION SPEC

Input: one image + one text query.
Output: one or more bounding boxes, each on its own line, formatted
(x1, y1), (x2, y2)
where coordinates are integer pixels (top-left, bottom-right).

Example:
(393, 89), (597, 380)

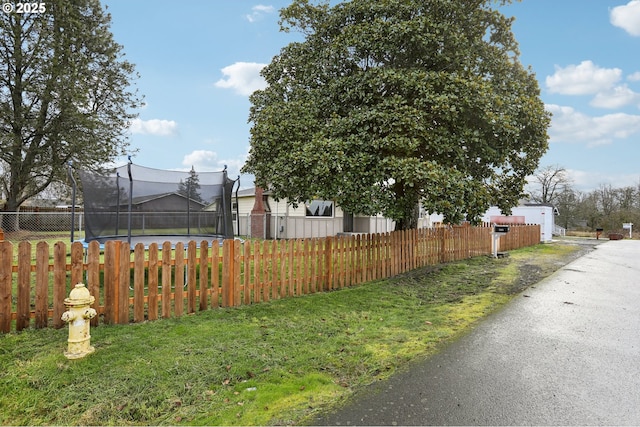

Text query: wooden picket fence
(0, 224), (540, 333)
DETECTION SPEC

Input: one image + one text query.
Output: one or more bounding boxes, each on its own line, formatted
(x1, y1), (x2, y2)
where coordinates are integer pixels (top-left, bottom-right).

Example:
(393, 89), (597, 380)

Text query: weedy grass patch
(0, 241), (586, 426)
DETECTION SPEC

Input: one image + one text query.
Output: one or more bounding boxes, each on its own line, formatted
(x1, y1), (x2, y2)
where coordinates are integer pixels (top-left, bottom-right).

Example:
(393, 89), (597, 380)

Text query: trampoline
(83, 234), (227, 248)
(71, 159), (239, 248)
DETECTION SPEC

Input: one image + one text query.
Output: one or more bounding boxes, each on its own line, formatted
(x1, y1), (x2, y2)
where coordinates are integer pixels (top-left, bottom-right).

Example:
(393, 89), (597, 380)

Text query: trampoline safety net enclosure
(78, 162), (237, 244)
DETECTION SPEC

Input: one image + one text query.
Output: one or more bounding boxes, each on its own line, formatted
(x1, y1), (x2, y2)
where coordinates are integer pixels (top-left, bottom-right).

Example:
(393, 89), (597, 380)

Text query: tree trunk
(395, 203), (419, 231)
(1, 198), (21, 232)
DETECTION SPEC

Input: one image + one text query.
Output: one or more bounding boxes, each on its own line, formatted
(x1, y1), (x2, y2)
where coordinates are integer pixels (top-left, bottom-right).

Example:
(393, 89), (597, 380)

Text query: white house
(234, 187), (394, 239)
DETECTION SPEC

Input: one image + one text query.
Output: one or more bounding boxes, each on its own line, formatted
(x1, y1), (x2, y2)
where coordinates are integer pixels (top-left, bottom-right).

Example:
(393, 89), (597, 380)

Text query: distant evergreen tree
(178, 167), (204, 203)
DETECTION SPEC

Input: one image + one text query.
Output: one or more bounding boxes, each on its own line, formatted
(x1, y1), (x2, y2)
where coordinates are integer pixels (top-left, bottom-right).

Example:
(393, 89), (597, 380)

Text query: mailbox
(494, 225), (510, 233)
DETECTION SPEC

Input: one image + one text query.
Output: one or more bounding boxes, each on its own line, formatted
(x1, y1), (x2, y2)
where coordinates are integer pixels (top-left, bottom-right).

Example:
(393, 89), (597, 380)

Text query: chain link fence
(0, 211), (83, 243)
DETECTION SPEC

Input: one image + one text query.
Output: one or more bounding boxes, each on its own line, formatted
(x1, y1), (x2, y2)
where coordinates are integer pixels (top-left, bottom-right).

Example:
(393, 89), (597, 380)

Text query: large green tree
(0, 0), (141, 230)
(243, 0), (550, 229)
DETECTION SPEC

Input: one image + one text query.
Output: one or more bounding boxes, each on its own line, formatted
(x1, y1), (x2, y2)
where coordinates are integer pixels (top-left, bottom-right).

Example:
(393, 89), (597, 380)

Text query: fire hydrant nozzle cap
(64, 283), (95, 306)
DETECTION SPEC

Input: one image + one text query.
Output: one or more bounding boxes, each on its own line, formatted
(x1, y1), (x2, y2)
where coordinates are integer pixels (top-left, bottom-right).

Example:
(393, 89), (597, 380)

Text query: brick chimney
(250, 187), (271, 239)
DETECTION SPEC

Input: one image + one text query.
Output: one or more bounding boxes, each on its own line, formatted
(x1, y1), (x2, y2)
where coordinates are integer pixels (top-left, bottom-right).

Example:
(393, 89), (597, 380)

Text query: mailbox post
(491, 225), (510, 258)
(622, 223), (633, 239)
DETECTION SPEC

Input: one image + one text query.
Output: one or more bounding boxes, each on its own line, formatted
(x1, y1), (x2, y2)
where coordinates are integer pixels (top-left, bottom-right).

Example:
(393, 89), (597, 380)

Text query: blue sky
(103, 0), (640, 193)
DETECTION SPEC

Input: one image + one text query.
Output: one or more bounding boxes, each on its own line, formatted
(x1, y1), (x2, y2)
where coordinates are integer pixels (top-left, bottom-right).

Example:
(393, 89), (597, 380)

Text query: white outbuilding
(482, 204), (557, 242)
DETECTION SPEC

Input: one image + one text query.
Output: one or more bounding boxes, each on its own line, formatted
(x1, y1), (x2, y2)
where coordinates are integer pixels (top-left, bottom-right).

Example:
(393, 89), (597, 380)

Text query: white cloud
(181, 150), (247, 178)
(610, 1), (640, 36)
(566, 169), (640, 192)
(214, 62), (268, 96)
(246, 5), (275, 23)
(545, 104), (640, 146)
(628, 71), (640, 82)
(129, 118), (178, 136)
(590, 84), (640, 109)
(546, 61), (622, 95)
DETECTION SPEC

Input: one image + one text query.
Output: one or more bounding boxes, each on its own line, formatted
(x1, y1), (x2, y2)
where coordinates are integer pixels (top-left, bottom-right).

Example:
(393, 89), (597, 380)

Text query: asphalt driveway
(314, 239), (640, 426)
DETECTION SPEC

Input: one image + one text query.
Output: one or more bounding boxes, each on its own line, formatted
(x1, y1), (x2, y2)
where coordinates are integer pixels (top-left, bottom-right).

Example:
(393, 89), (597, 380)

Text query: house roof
(128, 192), (207, 206)
(236, 187), (272, 198)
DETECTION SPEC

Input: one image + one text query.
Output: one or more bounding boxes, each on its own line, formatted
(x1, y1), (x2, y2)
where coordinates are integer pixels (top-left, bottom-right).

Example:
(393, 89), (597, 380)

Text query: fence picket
(252, 240), (260, 304)
(103, 241), (115, 325)
(71, 242), (83, 287)
(16, 242), (31, 331)
(221, 239), (232, 307)
(132, 244), (144, 323)
(53, 242), (67, 329)
(294, 239), (303, 296)
(35, 242), (49, 329)
(134, 244), (145, 323)
(0, 241), (10, 333)
(174, 242), (185, 316)
(148, 243), (159, 321)
(211, 241), (220, 309)
(199, 241), (209, 311)
(162, 241), (172, 317)
(117, 242), (130, 325)
(187, 241), (197, 314)
(262, 240), (271, 302)
(271, 240), (278, 300)
(233, 239), (241, 306)
(88, 241), (101, 326)
(279, 239), (287, 298)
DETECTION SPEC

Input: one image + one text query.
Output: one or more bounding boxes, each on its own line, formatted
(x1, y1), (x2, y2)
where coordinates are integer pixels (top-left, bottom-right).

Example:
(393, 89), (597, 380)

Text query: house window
(305, 200), (334, 217)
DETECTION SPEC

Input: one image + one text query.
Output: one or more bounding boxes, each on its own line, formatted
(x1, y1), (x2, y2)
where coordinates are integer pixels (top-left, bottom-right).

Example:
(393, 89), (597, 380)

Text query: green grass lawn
(0, 241), (584, 426)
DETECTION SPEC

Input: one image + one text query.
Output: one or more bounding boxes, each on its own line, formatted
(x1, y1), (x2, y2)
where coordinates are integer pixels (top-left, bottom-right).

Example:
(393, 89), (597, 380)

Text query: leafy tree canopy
(0, 0), (142, 225)
(242, 0), (550, 229)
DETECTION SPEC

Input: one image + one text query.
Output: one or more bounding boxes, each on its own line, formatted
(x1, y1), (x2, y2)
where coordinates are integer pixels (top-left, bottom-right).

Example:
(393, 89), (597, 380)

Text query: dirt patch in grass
(390, 237), (603, 298)
(507, 238), (603, 294)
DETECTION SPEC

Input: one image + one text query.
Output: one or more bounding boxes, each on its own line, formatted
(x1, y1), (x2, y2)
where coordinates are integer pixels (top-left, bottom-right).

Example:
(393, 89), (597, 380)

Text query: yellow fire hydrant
(61, 283), (97, 359)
